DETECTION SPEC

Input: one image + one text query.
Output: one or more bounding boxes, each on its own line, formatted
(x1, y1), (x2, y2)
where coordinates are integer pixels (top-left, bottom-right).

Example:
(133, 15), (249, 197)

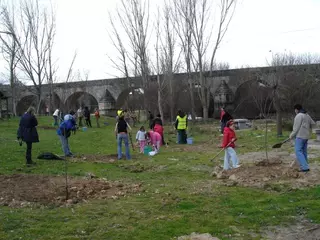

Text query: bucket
(144, 146), (152, 155)
(187, 137), (193, 145)
(82, 127), (87, 132)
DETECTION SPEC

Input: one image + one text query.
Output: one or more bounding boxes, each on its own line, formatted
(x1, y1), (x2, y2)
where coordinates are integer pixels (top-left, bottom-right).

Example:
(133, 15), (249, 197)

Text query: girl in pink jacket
(147, 130), (162, 153)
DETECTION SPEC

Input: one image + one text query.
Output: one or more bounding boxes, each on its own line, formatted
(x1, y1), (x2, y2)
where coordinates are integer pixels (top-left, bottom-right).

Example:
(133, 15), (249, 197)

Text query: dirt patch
(177, 232), (220, 240)
(212, 161), (320, 189)
(118, 162), (167, 173)
(0, 174), (141, 207)
(264, 218), (320, 239)
(71, 154), (141, 163)
(71, 154), (119, 163)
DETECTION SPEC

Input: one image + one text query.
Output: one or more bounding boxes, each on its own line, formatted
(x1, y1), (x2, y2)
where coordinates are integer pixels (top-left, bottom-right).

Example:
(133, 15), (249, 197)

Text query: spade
(272, 138), (290, 148)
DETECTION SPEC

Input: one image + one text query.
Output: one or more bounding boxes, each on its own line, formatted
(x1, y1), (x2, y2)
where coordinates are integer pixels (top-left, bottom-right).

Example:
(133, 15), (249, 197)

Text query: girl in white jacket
(136, 126), (146, 153)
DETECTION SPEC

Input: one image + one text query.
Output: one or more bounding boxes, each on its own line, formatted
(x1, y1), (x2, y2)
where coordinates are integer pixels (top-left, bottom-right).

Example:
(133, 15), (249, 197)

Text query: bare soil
(0, 174), (141, 207)
(212, 151), (320, 189)
(71, 154), (119, 163)
(264, 218), (320, 240)
(177, 232), (220, 240)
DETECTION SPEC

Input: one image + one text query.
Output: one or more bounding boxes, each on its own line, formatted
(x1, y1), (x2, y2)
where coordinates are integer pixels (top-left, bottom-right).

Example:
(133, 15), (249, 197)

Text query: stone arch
(115, 87), (145, 110)
(101, 89), (116, 110)
(233, 79), (273, 119)
(65, 92), (99, 113)
(16, 95), (46, 116)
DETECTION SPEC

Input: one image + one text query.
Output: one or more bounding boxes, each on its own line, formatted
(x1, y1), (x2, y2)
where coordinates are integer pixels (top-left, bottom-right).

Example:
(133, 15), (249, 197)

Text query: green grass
(0, 116), (319, 240)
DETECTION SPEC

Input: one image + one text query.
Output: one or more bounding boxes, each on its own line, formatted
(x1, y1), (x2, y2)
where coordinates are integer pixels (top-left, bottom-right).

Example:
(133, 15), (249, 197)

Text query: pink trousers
(139, 140), (146, 153)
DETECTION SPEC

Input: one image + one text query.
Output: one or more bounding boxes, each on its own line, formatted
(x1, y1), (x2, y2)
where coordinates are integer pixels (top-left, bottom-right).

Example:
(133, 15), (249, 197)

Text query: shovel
(210, 140), (234, 162)
(272, 138), (290, 148)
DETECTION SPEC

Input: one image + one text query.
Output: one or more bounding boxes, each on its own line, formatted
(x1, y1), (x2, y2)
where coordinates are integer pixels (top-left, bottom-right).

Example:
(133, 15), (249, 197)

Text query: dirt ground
(212, 150), (320, 189)
(71, 154), (119, 163)
(177, 232), (220, 240)
(0, 174), (141, 207)
(264, 218), (320, 240)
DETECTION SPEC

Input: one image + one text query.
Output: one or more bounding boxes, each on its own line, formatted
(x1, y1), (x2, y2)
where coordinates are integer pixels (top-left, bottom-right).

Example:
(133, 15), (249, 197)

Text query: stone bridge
(1, 64), (318, 117)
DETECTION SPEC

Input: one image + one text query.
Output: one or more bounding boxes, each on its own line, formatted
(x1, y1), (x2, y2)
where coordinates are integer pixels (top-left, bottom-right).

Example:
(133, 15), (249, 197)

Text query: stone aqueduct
(0, 64), (318, 117)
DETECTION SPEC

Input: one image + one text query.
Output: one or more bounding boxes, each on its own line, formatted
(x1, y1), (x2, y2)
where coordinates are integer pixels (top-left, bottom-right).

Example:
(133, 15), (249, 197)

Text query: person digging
(289, 104), (315, 173)
(222, 120), (241, 170)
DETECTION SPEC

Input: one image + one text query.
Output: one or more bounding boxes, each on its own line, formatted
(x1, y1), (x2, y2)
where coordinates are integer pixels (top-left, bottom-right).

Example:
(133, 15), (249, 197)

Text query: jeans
(117, 133), (131, 160)
(59, 135), (72, 156)
(177, 130), (187, 144)
(224, 147), (239, 170)
(26, 142), (32, 164)
(53, 116), (58, 126)
(295, 138), (309, 170)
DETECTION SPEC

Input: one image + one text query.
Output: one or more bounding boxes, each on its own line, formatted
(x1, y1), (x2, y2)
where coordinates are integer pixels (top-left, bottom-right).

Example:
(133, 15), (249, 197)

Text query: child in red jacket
(222, 120), (240, 170)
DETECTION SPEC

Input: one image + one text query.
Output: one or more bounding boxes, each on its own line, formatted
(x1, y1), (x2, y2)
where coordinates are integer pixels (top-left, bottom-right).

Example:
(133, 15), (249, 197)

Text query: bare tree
(116, 0), (151, 109)
(0, 3), (21, 116)
(172, 0), (197, 119)
(2, 0), (56, 114)
(191, 0), (236, 120)
(161, 2), (181, 121)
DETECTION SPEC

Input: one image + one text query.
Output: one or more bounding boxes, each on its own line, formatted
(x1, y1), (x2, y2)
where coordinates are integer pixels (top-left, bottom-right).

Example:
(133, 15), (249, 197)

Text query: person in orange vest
(94, 108), (100, 128)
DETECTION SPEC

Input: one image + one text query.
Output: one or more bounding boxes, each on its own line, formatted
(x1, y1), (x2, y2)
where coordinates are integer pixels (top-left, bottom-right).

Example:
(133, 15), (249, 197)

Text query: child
(94, 108), (100, 128)
(136, 126), (146, 153)
(147, 130), (162, 153)
(222, 120), (240, 170)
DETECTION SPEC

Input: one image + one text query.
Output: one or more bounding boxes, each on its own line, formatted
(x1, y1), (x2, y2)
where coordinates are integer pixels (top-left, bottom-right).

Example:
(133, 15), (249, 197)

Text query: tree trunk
(157, 88), (164, 125)
(203, 106), (208, 121)
(274, 93), (282, 137)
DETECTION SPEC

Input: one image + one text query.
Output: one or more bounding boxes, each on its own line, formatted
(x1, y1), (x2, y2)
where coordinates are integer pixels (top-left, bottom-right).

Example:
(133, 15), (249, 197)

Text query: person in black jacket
(17, 107), (39, 166)
(83, 106), (92, 127)
(148, 110), (154, 129)
(221, 110), (233, 133)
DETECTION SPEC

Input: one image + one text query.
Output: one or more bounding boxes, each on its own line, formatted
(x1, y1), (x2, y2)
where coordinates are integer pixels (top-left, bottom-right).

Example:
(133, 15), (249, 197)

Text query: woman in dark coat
(17, 107), (39, 165)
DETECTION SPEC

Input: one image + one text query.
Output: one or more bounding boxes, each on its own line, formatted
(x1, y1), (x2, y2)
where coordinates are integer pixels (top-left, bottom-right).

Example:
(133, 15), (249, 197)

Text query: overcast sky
(2, 0), (320, 82)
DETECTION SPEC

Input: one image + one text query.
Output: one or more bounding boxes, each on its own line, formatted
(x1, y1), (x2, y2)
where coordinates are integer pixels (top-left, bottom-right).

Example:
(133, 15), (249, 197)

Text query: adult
(114, 116), (132, 160)
(152, 114), (165, 145)
(83, 106), (92, 127)
(221, 109), (233, 134)
(175, 110), (187, 144)
(57, 110), (77, 157)
(289, 104), (315, 172)
(148, 110), (154, 129)
(53, 108), (60, 126)
(17, 107), (39, 166)
(77, 107), (83, 127)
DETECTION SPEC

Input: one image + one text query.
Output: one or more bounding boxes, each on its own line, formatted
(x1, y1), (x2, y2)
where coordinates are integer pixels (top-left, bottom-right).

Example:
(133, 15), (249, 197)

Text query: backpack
(37, 152), (63, 160)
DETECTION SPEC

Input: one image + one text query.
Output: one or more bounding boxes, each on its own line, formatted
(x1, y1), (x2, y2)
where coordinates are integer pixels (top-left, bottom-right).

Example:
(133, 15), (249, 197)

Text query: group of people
(53, 106), (101, 128)
(115, 110), (166, 160)
(17, 104), (315, 174)
(220, 104), (315, 172)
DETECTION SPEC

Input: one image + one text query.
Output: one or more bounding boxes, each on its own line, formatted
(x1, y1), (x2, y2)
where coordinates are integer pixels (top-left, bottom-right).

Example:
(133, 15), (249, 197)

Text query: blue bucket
(82, 127), (87, 132)
(187, 137), (193, 145)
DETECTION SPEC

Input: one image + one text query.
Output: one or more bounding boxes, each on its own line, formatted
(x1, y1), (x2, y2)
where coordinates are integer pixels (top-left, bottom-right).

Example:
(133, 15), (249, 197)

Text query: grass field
(0, 116), (319, 240)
